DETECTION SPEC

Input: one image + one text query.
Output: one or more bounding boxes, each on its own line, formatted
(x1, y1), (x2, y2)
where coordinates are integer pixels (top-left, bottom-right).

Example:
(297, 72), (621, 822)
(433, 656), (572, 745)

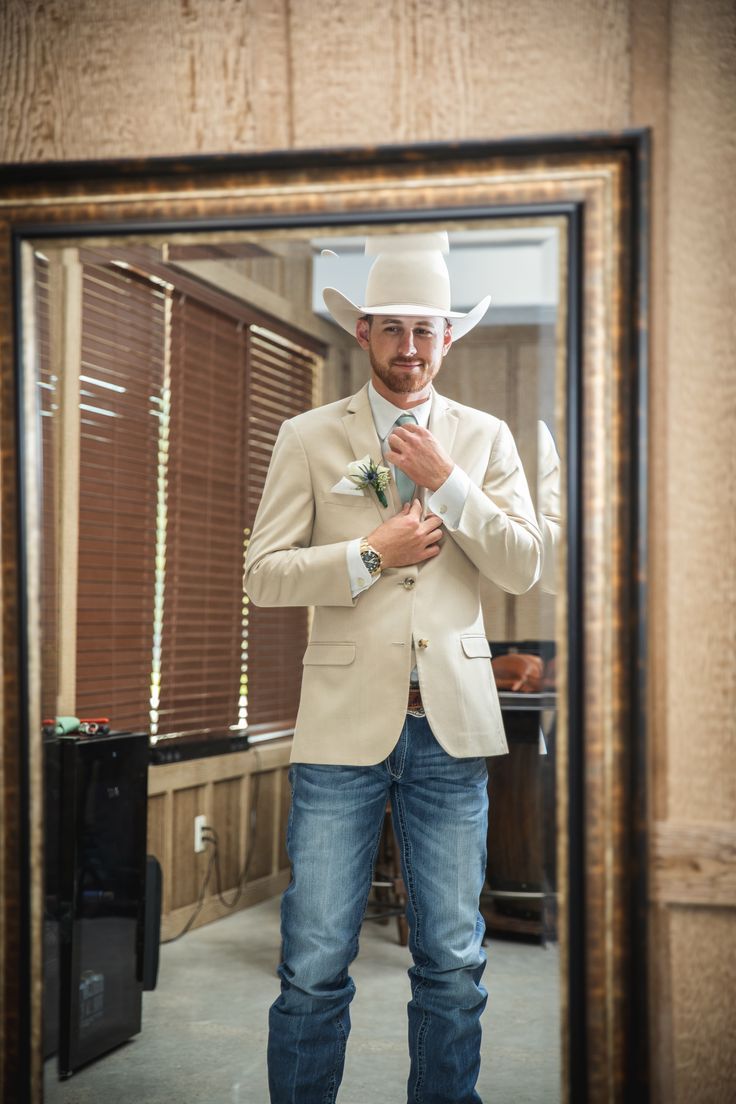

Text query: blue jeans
(267, 715), (489, 1104)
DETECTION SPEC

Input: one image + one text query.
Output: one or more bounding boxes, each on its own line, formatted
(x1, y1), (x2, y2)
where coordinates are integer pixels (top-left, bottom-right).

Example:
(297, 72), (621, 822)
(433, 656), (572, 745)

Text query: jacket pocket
(460, 635), (492, 659)
(320, 491), (371, 509)
(302, 642), (356, 666)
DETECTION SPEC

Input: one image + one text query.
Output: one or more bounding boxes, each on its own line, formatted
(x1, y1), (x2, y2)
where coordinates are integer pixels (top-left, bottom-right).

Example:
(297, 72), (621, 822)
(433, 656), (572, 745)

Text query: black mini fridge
(53, 731), (149, 1078)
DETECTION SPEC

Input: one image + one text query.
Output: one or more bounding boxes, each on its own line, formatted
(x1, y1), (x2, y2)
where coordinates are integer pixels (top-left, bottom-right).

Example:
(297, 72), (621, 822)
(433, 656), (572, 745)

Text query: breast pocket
(320, 491), (372, 509)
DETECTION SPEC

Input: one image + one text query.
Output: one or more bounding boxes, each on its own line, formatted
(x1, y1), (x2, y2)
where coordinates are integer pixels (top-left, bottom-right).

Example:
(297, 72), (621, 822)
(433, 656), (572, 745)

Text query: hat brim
(323, 288), (491, 341)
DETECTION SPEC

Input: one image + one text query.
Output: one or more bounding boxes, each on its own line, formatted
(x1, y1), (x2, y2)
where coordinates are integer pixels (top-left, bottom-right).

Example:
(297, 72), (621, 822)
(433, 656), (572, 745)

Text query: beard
(368, 350), (438, 394)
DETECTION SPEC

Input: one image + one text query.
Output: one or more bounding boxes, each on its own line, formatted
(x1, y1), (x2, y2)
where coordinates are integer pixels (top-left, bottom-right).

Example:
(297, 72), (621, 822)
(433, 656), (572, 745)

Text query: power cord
(161, 843), (218, 944)
(160, 748), (264, 944)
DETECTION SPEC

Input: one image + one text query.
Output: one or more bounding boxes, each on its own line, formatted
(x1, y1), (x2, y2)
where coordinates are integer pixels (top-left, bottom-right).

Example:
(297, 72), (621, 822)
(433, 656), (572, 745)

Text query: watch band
(359, 539), (383, 578)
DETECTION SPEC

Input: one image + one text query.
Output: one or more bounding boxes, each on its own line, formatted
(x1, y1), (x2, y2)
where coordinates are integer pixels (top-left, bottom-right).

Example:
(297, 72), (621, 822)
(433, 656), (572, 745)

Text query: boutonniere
(346, 455), (392, 507)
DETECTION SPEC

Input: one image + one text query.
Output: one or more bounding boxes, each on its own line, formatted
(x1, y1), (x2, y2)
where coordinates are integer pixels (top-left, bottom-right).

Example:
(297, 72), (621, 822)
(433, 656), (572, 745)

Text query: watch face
(360, 548), (381, 575)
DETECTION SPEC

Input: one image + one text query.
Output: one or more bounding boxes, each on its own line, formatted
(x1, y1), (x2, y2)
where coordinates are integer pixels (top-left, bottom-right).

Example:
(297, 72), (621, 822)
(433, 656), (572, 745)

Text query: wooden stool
(365, 802), (408, 946)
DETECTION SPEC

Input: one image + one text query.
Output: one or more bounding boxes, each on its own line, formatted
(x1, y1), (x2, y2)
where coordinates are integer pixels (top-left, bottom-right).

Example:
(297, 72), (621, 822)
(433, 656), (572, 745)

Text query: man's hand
(366, 500), (443, 568)
(385, 423), (453, 492)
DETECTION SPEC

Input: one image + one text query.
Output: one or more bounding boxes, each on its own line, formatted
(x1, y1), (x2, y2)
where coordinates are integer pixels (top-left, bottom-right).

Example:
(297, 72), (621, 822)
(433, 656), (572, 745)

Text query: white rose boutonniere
(345, 455), (392, 507)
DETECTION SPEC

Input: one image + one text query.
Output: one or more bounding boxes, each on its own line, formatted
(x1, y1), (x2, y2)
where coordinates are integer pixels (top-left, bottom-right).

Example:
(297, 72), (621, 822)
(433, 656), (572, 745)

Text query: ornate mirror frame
(0, 131), (649, 1103)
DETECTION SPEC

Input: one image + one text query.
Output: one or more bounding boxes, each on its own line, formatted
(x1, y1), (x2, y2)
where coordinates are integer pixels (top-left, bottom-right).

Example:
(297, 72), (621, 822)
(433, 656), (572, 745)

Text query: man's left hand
(386, 424), (453, 492)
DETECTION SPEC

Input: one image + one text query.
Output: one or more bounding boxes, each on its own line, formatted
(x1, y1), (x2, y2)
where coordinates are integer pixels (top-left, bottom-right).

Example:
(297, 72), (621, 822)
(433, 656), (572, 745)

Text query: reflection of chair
(483, 709), (557, 943)
(364, 802), (408, 946)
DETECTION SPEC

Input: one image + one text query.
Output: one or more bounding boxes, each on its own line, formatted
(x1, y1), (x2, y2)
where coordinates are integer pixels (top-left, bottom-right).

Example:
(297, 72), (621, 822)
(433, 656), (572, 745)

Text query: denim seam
(413, 1005), (430, 1103)
(393, 786), (422, 951)
(321, 1013), (348, 1104)
(349, 815), (389, 964)
(386, 718), (409, 780)
(393, 785), (431, 1099)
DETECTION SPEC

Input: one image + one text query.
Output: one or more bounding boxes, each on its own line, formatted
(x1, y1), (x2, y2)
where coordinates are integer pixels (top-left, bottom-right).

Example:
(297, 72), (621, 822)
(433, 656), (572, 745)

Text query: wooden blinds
(156, 293), (248, 739)
(65, 258), (320, 748)
(244, 327), (314, 732)
(75, 264), (165, 731)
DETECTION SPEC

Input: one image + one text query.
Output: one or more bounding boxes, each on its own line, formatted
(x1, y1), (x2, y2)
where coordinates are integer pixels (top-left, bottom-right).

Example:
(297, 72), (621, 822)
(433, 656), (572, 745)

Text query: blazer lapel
(429, 391), (459, 456)
(424, 391), (459, 511)
(341, 385), (397, 521)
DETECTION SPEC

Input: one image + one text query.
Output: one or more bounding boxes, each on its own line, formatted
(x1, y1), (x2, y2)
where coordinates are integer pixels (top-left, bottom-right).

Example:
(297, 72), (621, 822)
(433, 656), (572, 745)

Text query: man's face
(355, 315), (452, 397)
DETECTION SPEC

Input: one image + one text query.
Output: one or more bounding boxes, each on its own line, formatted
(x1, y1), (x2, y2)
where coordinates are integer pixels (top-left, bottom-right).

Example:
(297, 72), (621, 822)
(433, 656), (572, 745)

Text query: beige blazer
(244, 384), (542, 765)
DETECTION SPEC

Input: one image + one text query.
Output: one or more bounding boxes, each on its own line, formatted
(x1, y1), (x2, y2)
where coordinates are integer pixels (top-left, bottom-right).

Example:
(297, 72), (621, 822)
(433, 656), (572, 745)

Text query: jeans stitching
(393, 786), (421, 951)
(349, 813), (388, 963)
(321, 1013), (347, 1104)
(413, 1004), (430, 1102)
(393, 785), (430, 1099)
(386, 719), (409, 780)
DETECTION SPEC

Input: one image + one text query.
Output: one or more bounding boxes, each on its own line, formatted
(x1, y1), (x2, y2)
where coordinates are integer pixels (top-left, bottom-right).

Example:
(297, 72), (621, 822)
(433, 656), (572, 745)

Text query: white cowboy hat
(322, 231), (491, 340)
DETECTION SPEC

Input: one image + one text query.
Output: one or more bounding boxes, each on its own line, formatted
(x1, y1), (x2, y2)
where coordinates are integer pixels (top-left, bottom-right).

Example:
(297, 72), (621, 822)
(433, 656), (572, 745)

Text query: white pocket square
(331, 477), (365, 496)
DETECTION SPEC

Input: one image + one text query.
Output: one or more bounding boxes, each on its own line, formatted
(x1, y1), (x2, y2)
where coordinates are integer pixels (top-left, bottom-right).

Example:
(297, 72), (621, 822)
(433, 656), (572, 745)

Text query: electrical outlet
(194, 814), (207, 853)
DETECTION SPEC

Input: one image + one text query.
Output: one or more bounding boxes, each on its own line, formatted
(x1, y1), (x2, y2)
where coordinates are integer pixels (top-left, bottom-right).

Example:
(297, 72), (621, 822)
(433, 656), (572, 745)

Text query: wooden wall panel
(664, 0), (736, 826)
(171, 784), (209, 909)
(0, 1), (634, 165)
(147, 743), (292, 939)
(2, 1), (735, 1099)
(248, 769), (277, 882)
(211, 776), (243, 891)
(279, 766), (291, 871)
(652, 820), (736, 909)
(646, 2), (736, 1099)
(0, 0), (292, 161)
(287, 0), (631, 149)
(669, 908), (736, 1104)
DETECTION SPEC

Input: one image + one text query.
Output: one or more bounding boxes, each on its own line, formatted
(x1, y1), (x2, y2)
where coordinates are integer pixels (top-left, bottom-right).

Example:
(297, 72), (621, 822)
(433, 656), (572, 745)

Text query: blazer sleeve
(244, 419), (356, 608)
(443, 420), (543, 595)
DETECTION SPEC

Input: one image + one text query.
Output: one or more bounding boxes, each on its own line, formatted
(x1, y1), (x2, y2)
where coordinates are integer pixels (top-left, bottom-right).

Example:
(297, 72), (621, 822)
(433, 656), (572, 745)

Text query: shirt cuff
(347, 538), (379, 598)
(427, 465), (470, 529)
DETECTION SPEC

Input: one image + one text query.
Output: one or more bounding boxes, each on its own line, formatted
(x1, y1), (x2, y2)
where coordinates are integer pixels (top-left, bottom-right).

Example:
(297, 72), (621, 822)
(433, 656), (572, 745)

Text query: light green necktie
(391, 413), (417, 504)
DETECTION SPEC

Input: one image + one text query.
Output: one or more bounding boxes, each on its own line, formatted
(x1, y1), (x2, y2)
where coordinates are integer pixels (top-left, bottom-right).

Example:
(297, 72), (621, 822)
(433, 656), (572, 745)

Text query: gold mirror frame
(0, 132), (649, 1103)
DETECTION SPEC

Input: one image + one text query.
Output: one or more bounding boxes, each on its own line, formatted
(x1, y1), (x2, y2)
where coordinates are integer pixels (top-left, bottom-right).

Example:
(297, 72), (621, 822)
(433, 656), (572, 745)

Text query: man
(244, 232), (542, 1104)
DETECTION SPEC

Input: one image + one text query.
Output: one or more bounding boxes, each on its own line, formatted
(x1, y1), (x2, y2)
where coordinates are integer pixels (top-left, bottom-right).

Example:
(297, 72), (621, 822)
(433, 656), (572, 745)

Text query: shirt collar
(367, 380), (433, 441)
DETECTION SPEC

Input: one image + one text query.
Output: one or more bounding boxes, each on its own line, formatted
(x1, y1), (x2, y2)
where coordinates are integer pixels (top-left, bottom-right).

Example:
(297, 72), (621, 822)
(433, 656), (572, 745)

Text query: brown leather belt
(407, 685), (425, 716)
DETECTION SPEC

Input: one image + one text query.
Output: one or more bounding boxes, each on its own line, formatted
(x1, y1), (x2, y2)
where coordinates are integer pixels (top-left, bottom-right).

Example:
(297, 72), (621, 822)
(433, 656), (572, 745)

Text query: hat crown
(364, 250), (451, 313)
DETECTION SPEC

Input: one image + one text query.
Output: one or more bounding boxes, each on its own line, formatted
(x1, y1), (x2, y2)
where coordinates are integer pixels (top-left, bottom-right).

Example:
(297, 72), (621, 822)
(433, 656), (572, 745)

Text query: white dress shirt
(347, 382), (470, 596)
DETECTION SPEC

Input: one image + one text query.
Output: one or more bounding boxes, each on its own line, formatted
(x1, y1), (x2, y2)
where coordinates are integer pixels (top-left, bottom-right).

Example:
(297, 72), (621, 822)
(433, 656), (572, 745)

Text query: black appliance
(52, 731), (150, 1078)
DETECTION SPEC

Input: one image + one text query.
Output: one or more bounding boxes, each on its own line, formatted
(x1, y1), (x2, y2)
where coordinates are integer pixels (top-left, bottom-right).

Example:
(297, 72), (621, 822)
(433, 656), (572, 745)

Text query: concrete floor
(44, 895), (560, 1104)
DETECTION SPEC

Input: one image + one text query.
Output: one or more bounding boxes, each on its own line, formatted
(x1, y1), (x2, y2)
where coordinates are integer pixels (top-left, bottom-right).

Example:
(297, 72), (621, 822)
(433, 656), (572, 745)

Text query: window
(39, 252), (324, 751)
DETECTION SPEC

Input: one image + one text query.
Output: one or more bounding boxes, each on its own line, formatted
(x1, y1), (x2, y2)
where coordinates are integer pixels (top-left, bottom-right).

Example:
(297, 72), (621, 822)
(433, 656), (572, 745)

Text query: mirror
(0, 135), (649, 1103)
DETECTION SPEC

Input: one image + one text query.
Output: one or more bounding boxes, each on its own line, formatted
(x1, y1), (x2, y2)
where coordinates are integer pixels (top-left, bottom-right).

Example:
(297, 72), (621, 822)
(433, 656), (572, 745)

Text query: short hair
(359, 315), (451, 331)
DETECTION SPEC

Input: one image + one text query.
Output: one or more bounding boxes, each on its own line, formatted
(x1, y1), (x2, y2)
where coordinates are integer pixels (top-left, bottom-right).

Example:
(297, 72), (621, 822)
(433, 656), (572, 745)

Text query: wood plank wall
(148, 741), (292, 940)
(1, 2), (735, 1100)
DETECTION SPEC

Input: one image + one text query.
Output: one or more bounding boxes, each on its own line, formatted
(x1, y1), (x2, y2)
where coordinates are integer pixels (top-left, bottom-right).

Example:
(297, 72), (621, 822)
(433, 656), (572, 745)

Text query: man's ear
(442, 324), (453, 357)
(355, 318), (371, 350)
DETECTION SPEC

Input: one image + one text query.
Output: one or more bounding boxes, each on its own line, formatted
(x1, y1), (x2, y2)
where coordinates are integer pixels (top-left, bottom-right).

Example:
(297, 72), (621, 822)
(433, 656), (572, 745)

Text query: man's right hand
(366, 500), (443, 569)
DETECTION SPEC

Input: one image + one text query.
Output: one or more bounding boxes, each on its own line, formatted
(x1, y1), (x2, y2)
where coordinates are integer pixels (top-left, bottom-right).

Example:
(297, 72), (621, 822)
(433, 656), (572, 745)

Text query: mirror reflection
(30, 220), (565, 1103)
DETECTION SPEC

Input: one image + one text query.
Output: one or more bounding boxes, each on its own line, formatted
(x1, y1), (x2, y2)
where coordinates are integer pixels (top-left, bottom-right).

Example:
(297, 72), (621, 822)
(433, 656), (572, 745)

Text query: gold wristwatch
(359, 539), (383, 578)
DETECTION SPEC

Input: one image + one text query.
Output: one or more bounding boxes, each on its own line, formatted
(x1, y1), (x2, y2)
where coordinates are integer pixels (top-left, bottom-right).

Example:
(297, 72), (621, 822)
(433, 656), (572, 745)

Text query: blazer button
(418, 639), (429, 649)
(402, 577), (416, 590)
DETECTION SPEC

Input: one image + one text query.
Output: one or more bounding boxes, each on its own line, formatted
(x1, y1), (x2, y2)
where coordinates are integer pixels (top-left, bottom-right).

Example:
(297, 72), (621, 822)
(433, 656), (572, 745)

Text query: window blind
(75, 263), (165, 731)
(156, 292), (248, 740)
(65, 255), (322, 751)
(244, 326), (316, 733)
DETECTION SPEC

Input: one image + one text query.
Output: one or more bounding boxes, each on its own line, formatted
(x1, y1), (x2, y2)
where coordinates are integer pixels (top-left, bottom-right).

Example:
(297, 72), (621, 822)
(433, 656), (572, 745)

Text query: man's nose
(398, 331), (417, 355)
